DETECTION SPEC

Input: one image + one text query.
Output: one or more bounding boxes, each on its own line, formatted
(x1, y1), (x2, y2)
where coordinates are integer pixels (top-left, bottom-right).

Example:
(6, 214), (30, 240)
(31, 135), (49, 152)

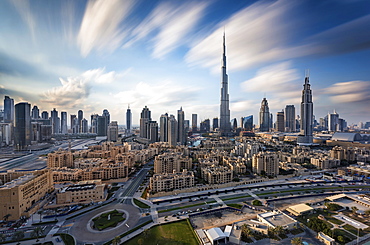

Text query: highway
(0, 139), (93, 171)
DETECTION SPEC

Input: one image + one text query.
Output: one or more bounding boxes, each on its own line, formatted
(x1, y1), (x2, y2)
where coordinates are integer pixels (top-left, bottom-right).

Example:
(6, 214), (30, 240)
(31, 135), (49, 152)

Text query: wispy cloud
(125, 1), (207, 59)
(186, 1), (296, 72)
(325, 81), (370, 103)
(77, 0), (135, 56)
(10, 0), (36, 41)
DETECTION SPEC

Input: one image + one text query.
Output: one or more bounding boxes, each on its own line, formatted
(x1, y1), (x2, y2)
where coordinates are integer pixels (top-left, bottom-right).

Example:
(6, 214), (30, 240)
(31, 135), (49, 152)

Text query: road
(0, 139), (93, 171)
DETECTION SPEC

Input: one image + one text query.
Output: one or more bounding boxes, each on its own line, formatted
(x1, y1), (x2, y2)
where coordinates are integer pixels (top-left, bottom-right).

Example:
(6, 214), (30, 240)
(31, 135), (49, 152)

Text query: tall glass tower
(219, 33), (231, 136)
(298, 73), (313, 145)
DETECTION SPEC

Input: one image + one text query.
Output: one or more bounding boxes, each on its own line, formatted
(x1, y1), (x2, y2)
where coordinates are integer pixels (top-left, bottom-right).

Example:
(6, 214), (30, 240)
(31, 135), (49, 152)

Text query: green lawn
(123, 220), (198, 245)
(342, 224), (366, 236)
(221, 195), (251, 201)
(93, 210), (125, 231)
(133, 198), (150, 209)
(326, 216), (344, 225)
(227, 203), (243, 209)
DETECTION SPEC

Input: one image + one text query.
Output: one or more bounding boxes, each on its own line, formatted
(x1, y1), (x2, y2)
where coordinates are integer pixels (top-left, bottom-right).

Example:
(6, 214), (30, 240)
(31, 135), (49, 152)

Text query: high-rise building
(297, 73), (313, 145)
(231, 118), (237, 130)
(160, 113), (169, 142)
(107, 121), (118, 142)
(81, 118), (88, 133)
(168, 115), (177, 147)
(31, 105), (40, 119)
(219, 33), (231, 136)
(3, 96), (14, 123)
(328, 110), (339, 132)
(148, 121), (158, 143)
(177, 107), (185, 145)
(41, 111), (48, 120)
(213, 117), (219, 131)
(126, 105), (132, 133)
(259, 98), (270, 132)
(200, 119), (211, 133)
(241, 115), (253, 131)
(14, 102), (31, 150)
(90, 114), (98, 133)
(102, 109), (110, 126)
(51, 108), (60, 134)
(184, 120), (189, 136)
(70, 114), (77, 133)
(284, 105), (296, 132)
(61, 111), (68, 134)
(276, 111), (285, 132)
(97, 116), (108, 136)
(191, 114), (197, 132)
(252, 152), (279, 176)
(140, 106), (151, 138)
(78, 110), (83, 133)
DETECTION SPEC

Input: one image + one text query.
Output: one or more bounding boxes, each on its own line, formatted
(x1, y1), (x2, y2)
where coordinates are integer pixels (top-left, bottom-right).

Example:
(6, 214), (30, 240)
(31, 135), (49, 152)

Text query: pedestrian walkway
(213, 196), (226, 206)
(245, 190), (265, 204)
(150, 207), (159, 224)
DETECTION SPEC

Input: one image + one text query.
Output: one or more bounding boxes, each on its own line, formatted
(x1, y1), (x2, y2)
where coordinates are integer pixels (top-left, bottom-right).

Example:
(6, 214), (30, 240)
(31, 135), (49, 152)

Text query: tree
(275, 225), (285, 236)
(291, 237), (303, 245)
(241, 224), (253, 238)
(137, 238), (144, 245)
(351, 206), (359, 214)
(365, 210), (370, 216)
(112, 236), (121, 245)
(31, 226), (44, 241)
(252, 200), (262, 206)
(143, 229), (149, 238)
(12, 231), (24, 244)
(0, 234), (6, 242)
(3, 214), (11, 222)
(337, 236), (345, 243)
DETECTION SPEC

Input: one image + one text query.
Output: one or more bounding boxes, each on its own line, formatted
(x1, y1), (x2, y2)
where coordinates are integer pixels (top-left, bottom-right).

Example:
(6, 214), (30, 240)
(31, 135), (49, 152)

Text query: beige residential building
(0, 169), (53, 220)
(47, 151), (73, 168)
(310, 157), (340, 169)
(252, 152), (279, 176)
(154, 152), (192, 174)
(201, 165), (233, 184)
(57, 180), (105, 204)
(149, 169), (194, 193)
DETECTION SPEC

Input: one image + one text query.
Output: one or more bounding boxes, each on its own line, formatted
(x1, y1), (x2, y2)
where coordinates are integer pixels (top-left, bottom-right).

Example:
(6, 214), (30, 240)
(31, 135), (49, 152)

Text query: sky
(0, 0), (370, 127)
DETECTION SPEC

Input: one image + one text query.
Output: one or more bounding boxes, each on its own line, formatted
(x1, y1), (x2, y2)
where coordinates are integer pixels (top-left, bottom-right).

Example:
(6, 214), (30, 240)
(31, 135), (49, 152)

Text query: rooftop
(287, 203), (314, 214)
(258, 211), (297, 228)
(63, 183), (96, 192)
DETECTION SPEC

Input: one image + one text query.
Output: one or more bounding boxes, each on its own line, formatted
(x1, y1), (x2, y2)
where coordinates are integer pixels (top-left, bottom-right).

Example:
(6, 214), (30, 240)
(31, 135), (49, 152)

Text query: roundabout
(68, 202), (142, 244)
(89, 209), (129, 232)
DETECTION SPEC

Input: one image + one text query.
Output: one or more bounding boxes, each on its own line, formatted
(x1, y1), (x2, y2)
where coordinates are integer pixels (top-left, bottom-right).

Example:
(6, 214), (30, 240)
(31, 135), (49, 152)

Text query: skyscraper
(14, 102), (31, 150)
(160, 113), (169, 142)
(51, 108), (60, 134)
(41, 111), (48, 120)
(259, 98), (270, 132)
(168, 115), (177, 147)
(90, 114), (98, 133)
(219, 33), (231, 136)
(61, 111), (68, 134)
(70, 114), (77, 133)
(78, 110), (83, 133)
(200, 119), (210, 133)
(148, 121), (158, 143)
(140, 106), (151, 138)
(191, 114), (197, 132)
(126, 105), (132, 133)
(328, 110), (339, 132)
(97, 116), (108, 136)
(3, 96), (14, 123)
(31, 105), (40, 119)
(108, 121), (118, 142)
(177, 107), (185, 145)
(102, 109), (110, 126)
(297, 73), (313, 145)
(213, 117), (219, 131)
(81, 118), (88, 133)
(276, 111), (285, 132)
(284, 105), (296, 132)
(241, 115), (253, 131)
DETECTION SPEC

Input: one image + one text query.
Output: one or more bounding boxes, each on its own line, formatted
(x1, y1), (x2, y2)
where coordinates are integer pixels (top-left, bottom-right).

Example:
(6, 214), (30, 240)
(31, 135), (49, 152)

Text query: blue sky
(0, 0), (370, 126)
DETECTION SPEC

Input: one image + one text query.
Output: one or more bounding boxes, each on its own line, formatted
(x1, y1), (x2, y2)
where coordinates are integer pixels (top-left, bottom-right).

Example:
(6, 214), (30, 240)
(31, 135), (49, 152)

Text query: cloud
(325, 81), (370, 103)
(77, 0), (135, 56)
(10, 0), (36, 41)
(124, 1), (207, 59)
(186, 1), (296, 72)
(40, 68), (118, 108)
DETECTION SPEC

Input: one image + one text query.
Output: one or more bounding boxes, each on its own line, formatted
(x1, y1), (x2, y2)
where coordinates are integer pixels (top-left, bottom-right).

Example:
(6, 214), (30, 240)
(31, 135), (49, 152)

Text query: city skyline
(1, 0), (370, 124)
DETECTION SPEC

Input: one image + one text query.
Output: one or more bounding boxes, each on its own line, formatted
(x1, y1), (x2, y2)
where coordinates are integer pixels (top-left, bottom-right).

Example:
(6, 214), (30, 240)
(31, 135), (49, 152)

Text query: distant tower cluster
(297, 72), (314, 145)
(159, 107), (187, 146)
(139, 106), (158, 143)
(284, 105), (296, 132)
(219, 32), (231, 136)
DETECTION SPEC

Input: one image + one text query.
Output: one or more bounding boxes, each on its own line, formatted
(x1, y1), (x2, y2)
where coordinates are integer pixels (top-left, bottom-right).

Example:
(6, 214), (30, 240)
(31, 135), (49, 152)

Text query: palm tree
(275, 226), (285, 236)
(31, 226), (44, 241)
(291, 237), (303, 245)
(0, 233), (6, 242)
(351, 206), (359, 214)
(12, 230), (24, 244)
(112, 236), (121, 245)
(137, 238), (144, 245)
(3, 214), (11, 222)
(241, 224), (253, 238)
